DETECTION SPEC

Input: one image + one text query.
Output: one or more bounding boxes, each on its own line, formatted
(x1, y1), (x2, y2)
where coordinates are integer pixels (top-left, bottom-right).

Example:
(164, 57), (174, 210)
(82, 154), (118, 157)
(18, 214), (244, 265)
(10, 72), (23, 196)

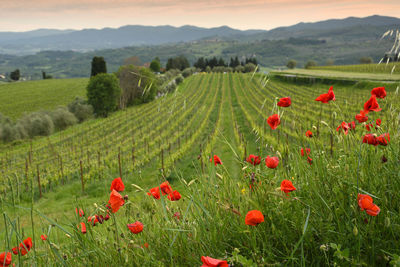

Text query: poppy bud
(381, 155), (388, 163)
(124, 195), (129, 201)
(104, 214), (110, 221)
(353, 226), (358, 236)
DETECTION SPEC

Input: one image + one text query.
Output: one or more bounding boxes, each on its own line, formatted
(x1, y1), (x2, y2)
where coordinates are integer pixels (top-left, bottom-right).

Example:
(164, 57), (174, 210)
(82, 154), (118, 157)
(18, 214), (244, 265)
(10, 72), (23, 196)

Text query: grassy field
(0, 78), (87, 120)
(312, 62), (400, 75)
(1, 73), (400, 266)
(271, 68), (400, 82)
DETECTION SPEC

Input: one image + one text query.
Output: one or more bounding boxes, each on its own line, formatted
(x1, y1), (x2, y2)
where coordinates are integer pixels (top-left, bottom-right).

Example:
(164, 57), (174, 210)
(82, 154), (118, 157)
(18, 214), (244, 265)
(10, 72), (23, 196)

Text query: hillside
(1, 73), (399, 266)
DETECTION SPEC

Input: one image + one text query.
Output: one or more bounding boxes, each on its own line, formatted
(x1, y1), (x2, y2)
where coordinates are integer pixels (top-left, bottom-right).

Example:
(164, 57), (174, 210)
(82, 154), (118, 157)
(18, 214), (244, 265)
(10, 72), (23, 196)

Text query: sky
(1, 0), (400, 32)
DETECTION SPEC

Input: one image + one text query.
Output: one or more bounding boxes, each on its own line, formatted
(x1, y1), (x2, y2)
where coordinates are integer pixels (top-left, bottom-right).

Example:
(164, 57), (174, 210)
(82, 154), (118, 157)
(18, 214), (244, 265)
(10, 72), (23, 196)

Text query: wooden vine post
(80, 160), (84, 193)
(37, 165), (42, 198)
(118, 147), (122, 178)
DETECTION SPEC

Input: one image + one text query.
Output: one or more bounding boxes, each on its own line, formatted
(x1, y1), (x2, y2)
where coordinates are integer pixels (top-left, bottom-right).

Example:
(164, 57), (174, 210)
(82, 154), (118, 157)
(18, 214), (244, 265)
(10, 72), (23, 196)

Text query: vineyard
(311, 62), (400, 75)
(1, 72), (400, 266)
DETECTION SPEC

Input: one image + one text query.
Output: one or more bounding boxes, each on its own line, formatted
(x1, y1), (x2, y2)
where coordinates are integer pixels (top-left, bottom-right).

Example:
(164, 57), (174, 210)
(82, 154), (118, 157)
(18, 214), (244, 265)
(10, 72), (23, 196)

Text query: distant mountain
(0, 25), (265, 55)
(0, 15), (399, 79)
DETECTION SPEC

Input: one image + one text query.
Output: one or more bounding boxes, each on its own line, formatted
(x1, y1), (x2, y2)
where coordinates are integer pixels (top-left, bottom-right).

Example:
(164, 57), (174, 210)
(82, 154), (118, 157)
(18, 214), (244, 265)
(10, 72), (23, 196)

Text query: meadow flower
(245, 210), (264, 226)
(168, 190), (181, 201)
(110, 177), (125, 192)
(315, 86), (335, 103)
(363, 95), (381, 112)
(19, 237), (32, 256)
(127, 221), (143, 234)
(40, 235), (47, 241)
(210, 155), (222, 165)
(160, 181), (172, 195)
(307, 156), (313, 165)
(300, 148), (311, 157)
(267, 114), (280, 129)
(0, 252), (12, 267)
(79, 222), (87, 234)
(305, 130), (313, 137)
(265, 156), (279, 169)
(75, 208), (84, 217)
(201, 256), (229, 267)
(371, 87), (386, 99)
(336, 121), (350, 135)
(108, 189), (125, 213)
(362, 134), (378, 146)
(355, 110), (368, 123)
(376, 118), (382, 127)
(277, 97), (291, 107)
(147, 187), (161, 199)
(377, 133), (390, 146)
(173, 212), (181, 220)
(357, 194), (380, 216)
(280, 180), (296, 194)
(246, 154), (261, 166)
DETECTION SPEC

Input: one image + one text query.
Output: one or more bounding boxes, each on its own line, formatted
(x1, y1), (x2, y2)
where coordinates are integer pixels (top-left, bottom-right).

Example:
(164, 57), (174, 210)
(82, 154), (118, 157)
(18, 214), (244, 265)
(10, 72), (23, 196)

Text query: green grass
(312, 62), (400, 75)
(271, 68), (400, 82)
(1, 73), (400, 266)
(0, 78), (87, 120)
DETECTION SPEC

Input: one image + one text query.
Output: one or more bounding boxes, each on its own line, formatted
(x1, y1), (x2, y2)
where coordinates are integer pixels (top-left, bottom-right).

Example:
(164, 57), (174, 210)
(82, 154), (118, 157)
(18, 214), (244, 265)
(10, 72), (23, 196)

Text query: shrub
(0, 123), (18, 142)
(182, 68), (194, 78)
(305, 60), (317, 69)
(287, 60), (297, 69)
(20, 112), (54, 137)
(175, 74), (184, 85)
(87, 73), (121, 117)
(68, 97), (94, 123)
(51, 107), (78, 131)
(235, 65), (244, 73)
(244, 63), (256, 73)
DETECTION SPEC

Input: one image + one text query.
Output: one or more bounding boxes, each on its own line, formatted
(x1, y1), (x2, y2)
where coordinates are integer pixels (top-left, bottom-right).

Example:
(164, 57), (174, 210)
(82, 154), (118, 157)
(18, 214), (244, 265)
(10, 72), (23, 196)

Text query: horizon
(1, 14), (399, 33)
(1, 0), (400, 32)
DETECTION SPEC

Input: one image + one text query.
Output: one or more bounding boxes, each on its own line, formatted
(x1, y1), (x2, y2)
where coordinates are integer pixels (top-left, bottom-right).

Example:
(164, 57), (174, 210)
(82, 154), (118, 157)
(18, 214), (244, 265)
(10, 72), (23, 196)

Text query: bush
(68, 97), (94, 123)
(87, 73), (121, 117)
(205, 66), (212, 73)
(244, 63), (256, 73)
(235, 66), (245, 73)
(287, 60), (297, 69)
(0, 123), (18, 142)
(182, 68), (194, 78)
(305, 60), (317, 69)
(175, 74), (184, 85)
(51, 107), (78, 131)
(20, 112), (54, 138)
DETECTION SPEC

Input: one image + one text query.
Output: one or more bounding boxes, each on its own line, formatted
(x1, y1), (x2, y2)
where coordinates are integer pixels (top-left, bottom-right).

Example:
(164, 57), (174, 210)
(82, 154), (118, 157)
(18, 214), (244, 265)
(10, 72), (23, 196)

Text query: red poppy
(365, 123), (372, 132)
(376, 118), (381, 127)
(79, 222), (87, 234)
(19, 237), (32, 256)
(355, 110), (368, 123)
(363, 95), (381, 113)
(108, 189), (125, 213)
(167, 190), (181, 201)
(300, 148), (311, 157)
(142, 243), (149, 248)
(348, 121), (356, 130)
(173, 212), (181, 220)
(201, 256), (229, 267)
(11, 247), (18, 255)
(277, 97), (291, 107)
(245, 210), (264, 226)
(315, 86), (335, 103)
(357, 194), (380, 216)
(40, 235), (47, 241)
(104, 214), (110, 221)
(336, 121), (350, 135)
(210, 155), (222, 165)
(110, 177), (125, 192)
(88, 215), (99, 226)
(75, 208), (84, 217)
(265, 156), (279, 169)
(0, 252), (12, 267)
(246, 154), (261, 166)
(160, 181), (173, 195)
(371, 87), (386, 99)
(305, 130), (313, 137)
(147, 187), (161, 199)
(267, 114), (280, 130)
(280, 180), (296, 194)
(127, 221), (143, 234)
(362, 134), (378, 146)
(307, 156), (313, 165)
(377, 133), (390, 146)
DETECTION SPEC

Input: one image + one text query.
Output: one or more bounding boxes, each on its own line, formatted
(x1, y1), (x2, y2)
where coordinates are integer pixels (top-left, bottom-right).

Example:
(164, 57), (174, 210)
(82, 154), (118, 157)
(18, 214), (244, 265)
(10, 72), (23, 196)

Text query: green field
(312, 62), (400, 75)
(0, 78), (87, 120)
(1, 73), (400, 266)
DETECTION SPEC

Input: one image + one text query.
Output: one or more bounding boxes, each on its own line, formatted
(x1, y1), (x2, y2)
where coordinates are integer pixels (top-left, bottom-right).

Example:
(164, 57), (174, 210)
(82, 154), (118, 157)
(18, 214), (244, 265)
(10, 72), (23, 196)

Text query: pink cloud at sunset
(0, 0), (399, 31)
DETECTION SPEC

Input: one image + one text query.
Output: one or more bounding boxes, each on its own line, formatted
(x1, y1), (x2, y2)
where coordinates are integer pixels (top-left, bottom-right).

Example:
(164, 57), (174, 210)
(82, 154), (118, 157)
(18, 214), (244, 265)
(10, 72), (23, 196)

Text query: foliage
(287, 59), (297, 69)
(50, 107), (78, 131)
(360, 57), (374, 64)
(90, 56), (107, 77)
(87, 73), (121, 117)
(166, 55), (190, 71)
(117, 65), (158, 108)
(150, 58), (161, 72)
(305, 60), (317, 69)
(10, 69), (20, 81)
(67, 97), (93, 123)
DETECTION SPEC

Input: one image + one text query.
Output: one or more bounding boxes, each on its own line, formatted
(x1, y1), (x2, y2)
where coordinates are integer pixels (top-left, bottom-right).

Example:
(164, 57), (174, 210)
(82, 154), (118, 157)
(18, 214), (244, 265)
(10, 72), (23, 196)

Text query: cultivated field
(1, 73), (400, 266)
(0, 78), (87, 120)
